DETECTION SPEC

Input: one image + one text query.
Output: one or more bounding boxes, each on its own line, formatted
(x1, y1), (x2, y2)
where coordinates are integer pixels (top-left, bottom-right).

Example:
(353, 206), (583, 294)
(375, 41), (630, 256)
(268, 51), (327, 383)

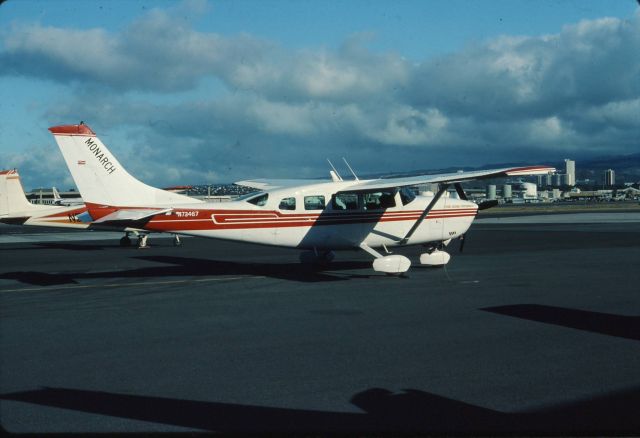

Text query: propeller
(478, 199), (499, 210)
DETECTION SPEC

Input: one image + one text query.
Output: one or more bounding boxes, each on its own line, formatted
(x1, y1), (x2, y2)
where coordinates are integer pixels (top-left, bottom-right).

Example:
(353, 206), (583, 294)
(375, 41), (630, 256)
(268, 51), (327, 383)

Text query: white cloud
(1, 6), (639, 187)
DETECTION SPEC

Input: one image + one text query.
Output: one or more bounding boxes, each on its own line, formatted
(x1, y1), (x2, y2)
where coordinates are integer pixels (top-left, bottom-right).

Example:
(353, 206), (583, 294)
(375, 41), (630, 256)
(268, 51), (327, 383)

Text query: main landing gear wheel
(137, 234), (149, 249)
(173, 235), (182, 247)
(119, 235), (132, 247)
(299, 249), (335, 265)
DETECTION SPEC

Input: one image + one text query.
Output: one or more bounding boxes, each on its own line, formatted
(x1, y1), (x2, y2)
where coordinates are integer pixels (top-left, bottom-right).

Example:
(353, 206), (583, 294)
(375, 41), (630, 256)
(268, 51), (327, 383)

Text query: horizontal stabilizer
(93, 208), (172, 224)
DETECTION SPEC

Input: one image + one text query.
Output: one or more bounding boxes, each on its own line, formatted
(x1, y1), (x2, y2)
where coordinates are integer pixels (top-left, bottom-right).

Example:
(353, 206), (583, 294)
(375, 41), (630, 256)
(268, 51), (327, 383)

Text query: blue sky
(1, 0), (639, 190)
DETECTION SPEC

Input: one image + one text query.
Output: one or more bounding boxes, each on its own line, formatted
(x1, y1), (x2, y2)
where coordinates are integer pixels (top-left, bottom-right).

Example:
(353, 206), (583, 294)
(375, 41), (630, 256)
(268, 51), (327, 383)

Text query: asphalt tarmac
(1, 219), (639, 433)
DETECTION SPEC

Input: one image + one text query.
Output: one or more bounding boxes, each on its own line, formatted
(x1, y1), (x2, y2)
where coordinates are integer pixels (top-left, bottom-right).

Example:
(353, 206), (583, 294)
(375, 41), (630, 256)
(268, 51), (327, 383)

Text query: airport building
(604, 169), (616, 187)
(26, 188), (81, 205)
(564, 159), (576, 186)
(545, 172), (553, 186)
(522, 182), (537, 200)
(553, 173), (563, 187)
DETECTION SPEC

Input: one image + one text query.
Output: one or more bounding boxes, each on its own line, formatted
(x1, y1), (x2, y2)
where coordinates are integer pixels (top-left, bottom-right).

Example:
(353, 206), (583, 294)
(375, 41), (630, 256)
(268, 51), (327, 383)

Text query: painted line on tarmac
(0, 276), (265, 293)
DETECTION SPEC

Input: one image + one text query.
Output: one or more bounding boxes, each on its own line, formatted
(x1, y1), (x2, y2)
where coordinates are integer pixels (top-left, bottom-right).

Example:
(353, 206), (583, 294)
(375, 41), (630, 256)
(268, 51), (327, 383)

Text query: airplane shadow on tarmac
(2, 385), (640, 434)
(34, 242), (114, 251)
(0, 255), (376, 286)
(482, 304), (640, 342)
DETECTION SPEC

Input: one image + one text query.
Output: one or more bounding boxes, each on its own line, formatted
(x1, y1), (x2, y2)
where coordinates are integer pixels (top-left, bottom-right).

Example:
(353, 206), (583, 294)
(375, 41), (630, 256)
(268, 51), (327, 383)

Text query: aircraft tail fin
(52, 186), (62, 203)
(0, 169), (48, 216)
(49, 123), (201, 207)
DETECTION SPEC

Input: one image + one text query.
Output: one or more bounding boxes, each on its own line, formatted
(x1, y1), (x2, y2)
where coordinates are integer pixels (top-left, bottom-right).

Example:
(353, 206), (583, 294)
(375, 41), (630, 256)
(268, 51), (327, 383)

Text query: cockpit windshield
(399, 186), (416, 205)
(235, 191), (264, 202)
(244, 192), (269, 206)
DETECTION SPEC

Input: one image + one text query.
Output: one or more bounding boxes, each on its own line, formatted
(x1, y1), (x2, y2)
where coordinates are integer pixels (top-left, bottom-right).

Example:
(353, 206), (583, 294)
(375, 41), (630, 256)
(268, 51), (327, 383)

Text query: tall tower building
(564, 159), (576, 186)
(604, 169), (615, 187)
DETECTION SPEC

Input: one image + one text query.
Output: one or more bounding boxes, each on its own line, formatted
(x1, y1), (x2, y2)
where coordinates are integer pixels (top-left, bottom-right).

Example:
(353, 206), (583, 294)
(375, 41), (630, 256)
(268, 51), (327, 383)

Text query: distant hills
(572, 153), (640, 184)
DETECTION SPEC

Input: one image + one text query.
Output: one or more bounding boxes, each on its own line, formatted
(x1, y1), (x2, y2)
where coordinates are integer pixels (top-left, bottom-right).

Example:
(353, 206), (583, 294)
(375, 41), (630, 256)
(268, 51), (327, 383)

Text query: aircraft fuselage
(85, 182), (478, 250)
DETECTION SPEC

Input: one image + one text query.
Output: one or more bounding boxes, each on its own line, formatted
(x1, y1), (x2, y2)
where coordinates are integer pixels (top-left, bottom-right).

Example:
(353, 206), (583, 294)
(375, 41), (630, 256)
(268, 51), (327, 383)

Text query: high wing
(235, 178), (327, 191)
(236, 165), (555, 192)
(339, 165), (555, 191)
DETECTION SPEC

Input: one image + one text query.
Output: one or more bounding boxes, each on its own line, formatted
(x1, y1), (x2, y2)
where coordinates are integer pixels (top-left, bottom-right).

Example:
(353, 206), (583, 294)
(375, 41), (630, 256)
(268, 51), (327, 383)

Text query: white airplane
(0, 169), (184, 247)
(52, 186), (84, 206)
(50, 123), (555, 274)
(0, 169), (91, 229)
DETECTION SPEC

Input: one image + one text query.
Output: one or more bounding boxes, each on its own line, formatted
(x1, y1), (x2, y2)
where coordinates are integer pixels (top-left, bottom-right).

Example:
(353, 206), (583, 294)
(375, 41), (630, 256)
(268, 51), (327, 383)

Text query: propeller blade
(459, 234), (466, 253)
(478, 199), (499, 211)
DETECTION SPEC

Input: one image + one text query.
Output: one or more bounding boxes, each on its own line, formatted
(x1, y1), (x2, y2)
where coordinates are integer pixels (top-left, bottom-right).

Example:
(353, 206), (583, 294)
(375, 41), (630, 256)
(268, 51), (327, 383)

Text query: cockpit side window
(279, 197), (296, 210)
(363, 190), (397, 210)
(247, 193), (269, 206)
(331, 193), (359, 210)
(304, 195), (325, 210)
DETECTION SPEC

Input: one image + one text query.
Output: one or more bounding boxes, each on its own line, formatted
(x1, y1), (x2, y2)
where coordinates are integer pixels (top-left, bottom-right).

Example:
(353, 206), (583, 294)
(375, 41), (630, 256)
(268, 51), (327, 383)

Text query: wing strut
(399, 184), (449, 245)
(454, 183), (468, 200)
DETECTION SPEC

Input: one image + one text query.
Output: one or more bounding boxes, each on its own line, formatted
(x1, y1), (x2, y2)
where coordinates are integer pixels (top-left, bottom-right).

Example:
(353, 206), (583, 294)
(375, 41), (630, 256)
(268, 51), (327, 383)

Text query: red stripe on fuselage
(135, 208), (478, 232)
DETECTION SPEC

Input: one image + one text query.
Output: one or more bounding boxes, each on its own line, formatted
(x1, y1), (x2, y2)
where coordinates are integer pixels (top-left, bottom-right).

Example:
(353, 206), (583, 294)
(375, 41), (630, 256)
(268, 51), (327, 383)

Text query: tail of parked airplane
(52, 186), (62, 203)
(49, 123), (201, 207)
(0, 169), (49, 216)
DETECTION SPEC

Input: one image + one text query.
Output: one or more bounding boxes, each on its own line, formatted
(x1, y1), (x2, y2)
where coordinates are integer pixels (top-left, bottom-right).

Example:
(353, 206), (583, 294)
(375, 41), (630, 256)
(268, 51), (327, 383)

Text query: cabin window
(332, 193), (359, 210)
(399, 187), (416, 205)
(363, 190), (396, 210)
(279, 197), (296, 210)
(304, 195), (325, 210)
(247, 193), (269, 206)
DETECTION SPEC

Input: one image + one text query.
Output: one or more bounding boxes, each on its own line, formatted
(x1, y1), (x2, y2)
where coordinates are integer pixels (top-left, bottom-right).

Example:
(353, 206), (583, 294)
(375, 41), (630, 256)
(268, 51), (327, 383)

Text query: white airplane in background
(50, 123), (554, 274)
(0, 169), (90, 229)
(0, 169), (188, 247)
(52, 186), (84, 206)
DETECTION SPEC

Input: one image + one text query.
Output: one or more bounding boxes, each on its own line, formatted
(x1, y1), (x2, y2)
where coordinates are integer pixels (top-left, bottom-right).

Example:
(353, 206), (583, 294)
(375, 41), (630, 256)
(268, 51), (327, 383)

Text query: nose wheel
(300, 249), (335, 265)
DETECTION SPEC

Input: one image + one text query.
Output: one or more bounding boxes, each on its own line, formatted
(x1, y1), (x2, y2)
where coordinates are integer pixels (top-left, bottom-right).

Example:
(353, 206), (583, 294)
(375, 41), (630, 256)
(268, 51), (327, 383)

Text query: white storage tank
(522, 182), (537, 199)
(502, 184), (512, 199)
(486, 185), (496, 200)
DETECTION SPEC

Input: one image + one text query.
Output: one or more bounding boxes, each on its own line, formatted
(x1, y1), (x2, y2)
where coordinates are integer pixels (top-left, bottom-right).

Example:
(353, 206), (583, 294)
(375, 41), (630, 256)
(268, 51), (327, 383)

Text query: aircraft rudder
(0, 169), (42, 215)
(49, 123), (199, 206)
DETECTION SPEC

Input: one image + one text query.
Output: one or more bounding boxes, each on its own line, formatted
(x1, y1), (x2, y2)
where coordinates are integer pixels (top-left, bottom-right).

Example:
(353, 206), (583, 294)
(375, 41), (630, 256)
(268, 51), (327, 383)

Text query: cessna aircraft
(0, 169), (187, 247)
(50, 123), (554, 274)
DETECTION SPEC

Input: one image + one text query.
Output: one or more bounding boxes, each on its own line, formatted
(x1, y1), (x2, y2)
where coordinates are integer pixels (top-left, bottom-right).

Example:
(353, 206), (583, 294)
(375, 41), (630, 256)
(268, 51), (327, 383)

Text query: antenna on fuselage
(327, 159), (343, 182)
(342, 157), (359, 181)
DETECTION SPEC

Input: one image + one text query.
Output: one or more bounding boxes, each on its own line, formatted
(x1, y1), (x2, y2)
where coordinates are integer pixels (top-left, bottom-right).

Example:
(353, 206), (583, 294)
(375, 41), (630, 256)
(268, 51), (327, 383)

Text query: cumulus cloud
(1, 5), (639, 186)
(4, 147), (75, 191)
